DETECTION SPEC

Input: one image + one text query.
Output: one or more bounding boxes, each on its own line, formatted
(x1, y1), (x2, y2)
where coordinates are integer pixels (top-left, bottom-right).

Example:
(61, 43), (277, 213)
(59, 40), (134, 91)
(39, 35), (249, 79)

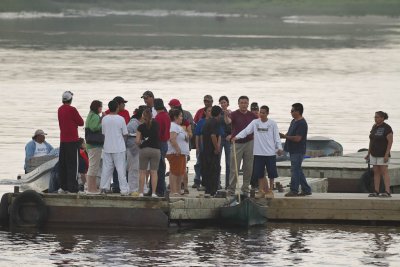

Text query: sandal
(379, 191), (392, 198)
(368, 192), (379, 197)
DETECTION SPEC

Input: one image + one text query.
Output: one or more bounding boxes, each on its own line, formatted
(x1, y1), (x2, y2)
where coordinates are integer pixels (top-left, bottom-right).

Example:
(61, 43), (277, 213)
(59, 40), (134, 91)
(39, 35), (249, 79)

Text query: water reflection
(1, 224), (400, 266)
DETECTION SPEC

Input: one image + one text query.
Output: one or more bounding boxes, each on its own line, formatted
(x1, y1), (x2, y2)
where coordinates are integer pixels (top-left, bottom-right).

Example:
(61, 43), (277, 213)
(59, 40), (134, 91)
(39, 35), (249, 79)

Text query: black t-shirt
(202, 117), (220, 153)
(137, 120), (160, 149)
(369, 122), (393, 157)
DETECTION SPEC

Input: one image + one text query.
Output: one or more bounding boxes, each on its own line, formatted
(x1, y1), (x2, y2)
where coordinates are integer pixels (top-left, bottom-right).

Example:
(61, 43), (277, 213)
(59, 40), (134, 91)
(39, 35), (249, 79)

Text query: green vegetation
(0, 0), (399, 16)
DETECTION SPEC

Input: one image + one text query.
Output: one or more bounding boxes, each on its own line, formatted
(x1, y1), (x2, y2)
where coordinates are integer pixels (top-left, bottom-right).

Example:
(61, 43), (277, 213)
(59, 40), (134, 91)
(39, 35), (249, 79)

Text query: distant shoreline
(1, 0), (400, 17)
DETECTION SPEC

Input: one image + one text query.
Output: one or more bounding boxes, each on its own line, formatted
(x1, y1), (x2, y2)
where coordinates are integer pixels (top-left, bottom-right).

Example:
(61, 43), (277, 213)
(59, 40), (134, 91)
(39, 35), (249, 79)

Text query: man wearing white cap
(24, 129), (54, 173)
(57, 91), (84, 193)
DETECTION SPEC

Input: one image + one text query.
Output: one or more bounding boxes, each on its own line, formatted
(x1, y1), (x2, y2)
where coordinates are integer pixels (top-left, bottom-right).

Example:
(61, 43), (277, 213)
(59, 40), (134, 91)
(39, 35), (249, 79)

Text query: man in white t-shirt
(100, 100), (129, 195)
(232, 105), (283, 198)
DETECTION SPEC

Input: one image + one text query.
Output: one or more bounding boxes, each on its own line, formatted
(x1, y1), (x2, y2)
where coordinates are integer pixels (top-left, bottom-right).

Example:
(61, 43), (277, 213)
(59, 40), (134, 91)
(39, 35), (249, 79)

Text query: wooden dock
(277, 151), (400, 193)
(2, 190), (399, 230)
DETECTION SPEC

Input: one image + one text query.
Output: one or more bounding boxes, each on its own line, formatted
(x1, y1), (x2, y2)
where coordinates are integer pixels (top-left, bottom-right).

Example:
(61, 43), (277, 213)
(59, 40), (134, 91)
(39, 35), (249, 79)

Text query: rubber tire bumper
(10, 190), (48, 228)
(0, 193), (11, 228)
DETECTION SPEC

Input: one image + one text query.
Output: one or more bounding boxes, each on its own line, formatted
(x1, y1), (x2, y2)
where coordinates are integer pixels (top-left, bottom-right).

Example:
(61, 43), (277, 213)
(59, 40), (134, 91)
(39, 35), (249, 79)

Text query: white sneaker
(120, 192), (129, 196)
(58, 188), (67, 194)
(151, 193), (158, 197)
(139, 193), (144, 197)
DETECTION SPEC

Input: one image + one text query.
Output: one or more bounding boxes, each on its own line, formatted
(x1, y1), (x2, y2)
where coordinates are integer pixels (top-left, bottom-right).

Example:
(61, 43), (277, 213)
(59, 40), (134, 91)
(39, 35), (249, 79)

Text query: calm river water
(0, 6), (400, 266)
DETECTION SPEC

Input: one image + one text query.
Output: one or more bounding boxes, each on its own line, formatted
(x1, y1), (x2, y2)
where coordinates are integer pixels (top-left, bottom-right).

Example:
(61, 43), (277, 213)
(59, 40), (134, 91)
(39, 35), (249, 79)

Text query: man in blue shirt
(280, 103), (312, 197)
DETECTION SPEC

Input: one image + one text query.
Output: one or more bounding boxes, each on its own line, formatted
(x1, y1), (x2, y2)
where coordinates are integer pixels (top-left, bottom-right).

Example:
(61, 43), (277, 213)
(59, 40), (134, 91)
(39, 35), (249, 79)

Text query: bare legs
(373, 165), (391, 193)
(139, 169), (158, 195)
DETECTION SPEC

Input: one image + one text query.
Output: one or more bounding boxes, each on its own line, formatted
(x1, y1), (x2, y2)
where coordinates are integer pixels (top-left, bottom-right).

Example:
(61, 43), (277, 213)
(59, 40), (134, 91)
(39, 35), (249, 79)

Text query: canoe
(219, 197), (268, 227)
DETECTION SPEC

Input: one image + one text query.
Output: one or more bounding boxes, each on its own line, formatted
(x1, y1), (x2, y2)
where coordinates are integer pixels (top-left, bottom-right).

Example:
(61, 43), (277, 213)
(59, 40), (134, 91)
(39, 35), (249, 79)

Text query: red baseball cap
(168, 99), (181, 107)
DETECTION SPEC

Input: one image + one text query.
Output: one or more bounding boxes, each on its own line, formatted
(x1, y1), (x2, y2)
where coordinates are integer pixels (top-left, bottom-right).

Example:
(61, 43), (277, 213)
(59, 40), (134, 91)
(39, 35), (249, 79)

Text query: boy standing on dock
(57, 91), (84, 193)
(232, 105), (283, 198)
(280, 103), (312, 197)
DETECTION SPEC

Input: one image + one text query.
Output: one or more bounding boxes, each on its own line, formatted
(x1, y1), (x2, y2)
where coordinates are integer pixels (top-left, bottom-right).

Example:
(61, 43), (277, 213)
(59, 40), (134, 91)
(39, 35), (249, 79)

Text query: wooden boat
(219, 197), (268, 227)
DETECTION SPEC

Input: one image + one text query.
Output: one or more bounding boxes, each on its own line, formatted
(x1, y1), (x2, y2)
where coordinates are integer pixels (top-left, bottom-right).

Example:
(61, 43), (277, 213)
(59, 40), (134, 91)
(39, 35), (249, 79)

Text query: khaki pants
(228, 140), (254, 193)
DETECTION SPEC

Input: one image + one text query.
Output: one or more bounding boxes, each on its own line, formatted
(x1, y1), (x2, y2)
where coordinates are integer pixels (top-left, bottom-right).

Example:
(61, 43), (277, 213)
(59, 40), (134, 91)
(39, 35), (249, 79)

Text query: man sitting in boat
(24, 129), (55, 173)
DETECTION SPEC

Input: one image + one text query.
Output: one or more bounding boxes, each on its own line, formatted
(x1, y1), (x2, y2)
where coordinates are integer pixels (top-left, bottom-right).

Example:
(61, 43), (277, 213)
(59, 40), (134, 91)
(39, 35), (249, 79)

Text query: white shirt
(33, 142), (48, 157)
(235, 118), (282, 156)
(167, 122), (190, 155)
(152, 107), (157, 118)
(102, 114), (128, 153)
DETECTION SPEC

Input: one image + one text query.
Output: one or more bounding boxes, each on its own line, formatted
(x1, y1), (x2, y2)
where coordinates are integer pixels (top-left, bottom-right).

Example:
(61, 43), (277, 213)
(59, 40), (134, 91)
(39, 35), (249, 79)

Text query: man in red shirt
(153, 98), (171, 196)
(105, 96), (130, 124)
(225, 96), (257, 196)
(193, 94), (213, 123)
(57, 91), (84, 193)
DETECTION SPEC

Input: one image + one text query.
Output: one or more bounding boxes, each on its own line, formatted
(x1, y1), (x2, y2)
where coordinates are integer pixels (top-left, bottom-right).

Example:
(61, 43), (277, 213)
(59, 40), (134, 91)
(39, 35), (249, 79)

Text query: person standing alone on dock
(57, 91), (84, 193)
(365, 111), (393, 197)
(280, 103), (312, 197)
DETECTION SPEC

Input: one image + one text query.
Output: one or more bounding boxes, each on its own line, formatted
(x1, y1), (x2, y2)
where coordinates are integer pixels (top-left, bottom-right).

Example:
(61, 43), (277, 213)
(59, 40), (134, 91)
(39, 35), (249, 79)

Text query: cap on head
(32, 129), (47, 139)
(113, 96), (128, 104)
(141, 90), (154, 99)
(251, 102), (259, 111)
(154, 98), (165, 111)
(203, 95), (213, 101)
(62, 91), (73, 102)
(168, 99), (181, 107)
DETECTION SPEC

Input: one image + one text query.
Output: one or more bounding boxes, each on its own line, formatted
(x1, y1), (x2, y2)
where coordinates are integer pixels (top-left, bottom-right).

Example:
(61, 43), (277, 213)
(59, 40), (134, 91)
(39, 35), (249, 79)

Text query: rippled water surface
(1, 6), (400, 266)
(1, 223), (400, 267)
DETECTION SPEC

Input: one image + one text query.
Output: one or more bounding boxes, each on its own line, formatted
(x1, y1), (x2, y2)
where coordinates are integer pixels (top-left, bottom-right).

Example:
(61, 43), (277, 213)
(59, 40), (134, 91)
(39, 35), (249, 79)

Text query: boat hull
(219, 198), (268, 227)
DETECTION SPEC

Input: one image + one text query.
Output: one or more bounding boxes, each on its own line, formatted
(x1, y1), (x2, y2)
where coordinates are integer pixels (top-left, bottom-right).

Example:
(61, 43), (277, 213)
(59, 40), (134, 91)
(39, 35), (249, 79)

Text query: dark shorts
(253, 155), (278, 179)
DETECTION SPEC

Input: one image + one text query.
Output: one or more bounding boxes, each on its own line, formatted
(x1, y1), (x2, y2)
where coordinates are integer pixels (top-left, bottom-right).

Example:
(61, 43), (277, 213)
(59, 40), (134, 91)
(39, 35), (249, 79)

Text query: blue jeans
(289, 153), (311, 194)
(219, 137), (231, 189)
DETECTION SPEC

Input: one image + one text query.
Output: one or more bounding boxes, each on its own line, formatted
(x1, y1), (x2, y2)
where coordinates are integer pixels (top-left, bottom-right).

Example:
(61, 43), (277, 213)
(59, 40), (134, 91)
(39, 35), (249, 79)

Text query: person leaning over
(57, 91), (84, 193)
(24, 129), (54, 173)
(279, 103), (312, 197)
(85, 100), (103, 194)
(100, 100), (130, 196)
(365, 111), (393, 197)
(232, 105), (283, 199)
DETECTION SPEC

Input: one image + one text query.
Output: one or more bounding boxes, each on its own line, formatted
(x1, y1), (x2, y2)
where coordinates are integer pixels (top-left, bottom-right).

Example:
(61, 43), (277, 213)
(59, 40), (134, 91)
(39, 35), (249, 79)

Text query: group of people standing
(40, 90), (393, 198)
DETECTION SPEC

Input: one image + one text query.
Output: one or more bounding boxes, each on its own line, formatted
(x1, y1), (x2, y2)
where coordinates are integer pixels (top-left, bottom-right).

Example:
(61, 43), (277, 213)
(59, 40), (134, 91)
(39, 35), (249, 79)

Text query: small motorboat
(18, 157), (58, 192)
(277, 136), (343, 161)
(219, 197), (268, 227)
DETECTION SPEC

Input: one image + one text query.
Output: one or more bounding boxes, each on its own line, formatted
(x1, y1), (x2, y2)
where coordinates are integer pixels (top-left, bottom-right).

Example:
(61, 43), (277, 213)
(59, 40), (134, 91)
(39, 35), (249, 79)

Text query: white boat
(19, 157), (58, 192)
